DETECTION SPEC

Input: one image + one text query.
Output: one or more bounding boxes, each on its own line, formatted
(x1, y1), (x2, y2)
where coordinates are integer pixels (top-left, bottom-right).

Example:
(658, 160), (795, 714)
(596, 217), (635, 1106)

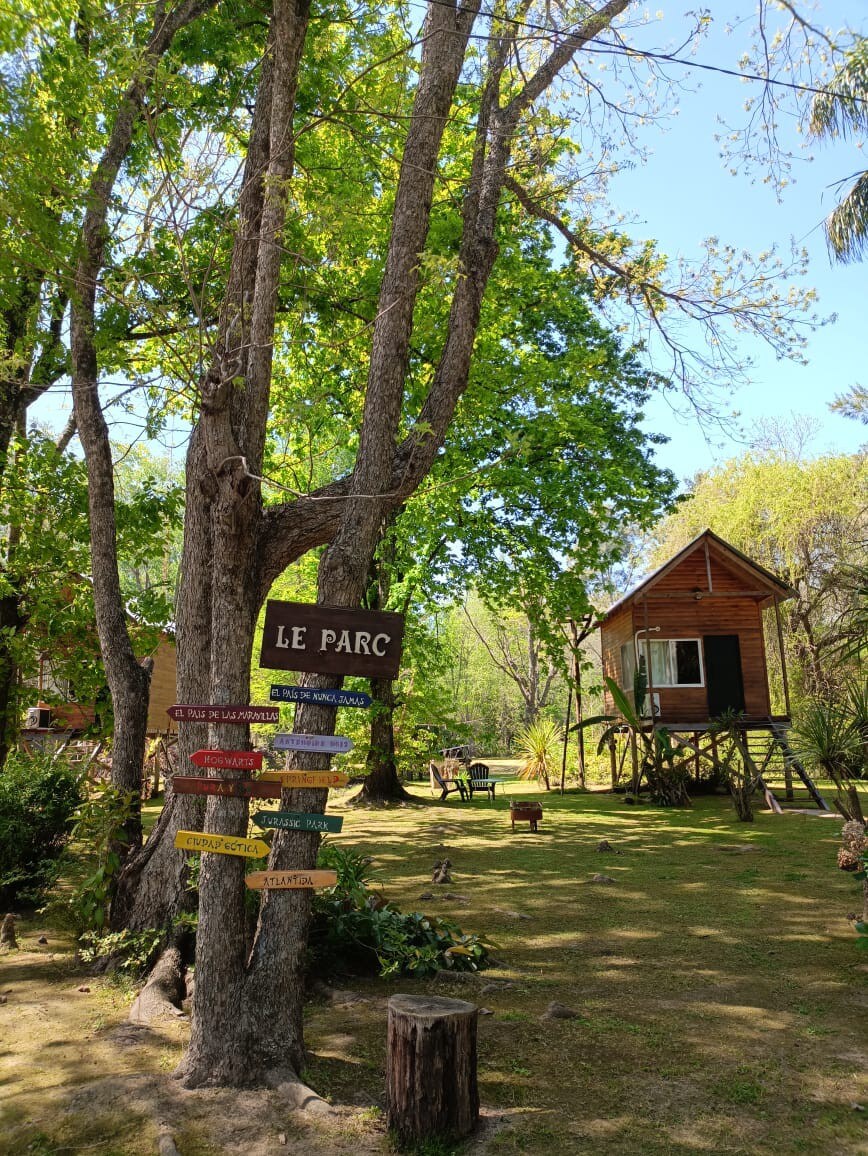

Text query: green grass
(5, 778), (868, 1156)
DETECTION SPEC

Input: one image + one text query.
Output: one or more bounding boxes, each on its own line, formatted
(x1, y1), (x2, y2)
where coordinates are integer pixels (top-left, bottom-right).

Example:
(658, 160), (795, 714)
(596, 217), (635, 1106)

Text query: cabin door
(703, 635), (745, 718)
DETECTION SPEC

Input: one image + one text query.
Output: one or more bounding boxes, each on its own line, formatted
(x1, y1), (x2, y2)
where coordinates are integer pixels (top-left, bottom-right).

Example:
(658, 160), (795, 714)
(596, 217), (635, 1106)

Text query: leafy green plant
(792, 700), (865, 821)
(78, 927), (166, 976)
(594, 677), (691, 806)
(0, 750), (83, 905)
(310, 847), (492, 978)
(66, 784), (137, 931)
(515, 718), (561, 791)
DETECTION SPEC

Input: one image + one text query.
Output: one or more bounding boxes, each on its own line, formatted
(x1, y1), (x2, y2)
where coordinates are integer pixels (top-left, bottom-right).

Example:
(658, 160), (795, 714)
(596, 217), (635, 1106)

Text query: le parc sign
(260, 601), (404, 679)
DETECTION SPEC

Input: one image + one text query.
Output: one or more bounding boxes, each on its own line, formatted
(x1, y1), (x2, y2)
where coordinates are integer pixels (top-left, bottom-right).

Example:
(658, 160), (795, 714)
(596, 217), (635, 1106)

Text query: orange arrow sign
(259, 771), (348, 788)
(245, 869), (338, 891)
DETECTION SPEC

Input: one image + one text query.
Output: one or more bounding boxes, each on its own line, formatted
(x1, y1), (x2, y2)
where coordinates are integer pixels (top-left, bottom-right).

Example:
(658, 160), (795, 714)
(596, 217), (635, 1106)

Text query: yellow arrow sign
(245, 869), (338, 891)
(259, 771), (348, 789)
(174, 830), (270, 858)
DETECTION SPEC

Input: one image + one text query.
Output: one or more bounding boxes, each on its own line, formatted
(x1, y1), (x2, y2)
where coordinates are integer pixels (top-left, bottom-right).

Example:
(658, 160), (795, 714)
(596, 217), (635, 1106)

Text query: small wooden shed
(599, 530), (793, 726)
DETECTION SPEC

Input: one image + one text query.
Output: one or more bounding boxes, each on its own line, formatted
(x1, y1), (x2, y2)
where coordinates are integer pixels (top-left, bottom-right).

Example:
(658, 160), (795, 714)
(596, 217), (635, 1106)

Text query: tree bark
(385, 994), (479, 1145)
(354, 677), (413, 803)
(70, 0), (220, 855)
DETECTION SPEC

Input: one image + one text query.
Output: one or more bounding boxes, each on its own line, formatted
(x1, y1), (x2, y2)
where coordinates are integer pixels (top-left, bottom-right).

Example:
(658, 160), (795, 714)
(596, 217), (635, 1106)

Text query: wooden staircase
(746, 723), (830, 813)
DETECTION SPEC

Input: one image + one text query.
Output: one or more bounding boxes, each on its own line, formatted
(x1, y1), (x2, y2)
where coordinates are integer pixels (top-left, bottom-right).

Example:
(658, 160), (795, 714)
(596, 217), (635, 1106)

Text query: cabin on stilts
(598, 530), (829, 812)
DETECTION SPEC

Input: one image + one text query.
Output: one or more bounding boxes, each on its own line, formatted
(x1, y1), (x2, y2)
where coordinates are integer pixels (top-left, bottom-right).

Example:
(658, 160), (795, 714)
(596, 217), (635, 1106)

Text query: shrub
(0, 750), (83, 905)
(515, 719), (562, 791)
(309, 845), (492, 977)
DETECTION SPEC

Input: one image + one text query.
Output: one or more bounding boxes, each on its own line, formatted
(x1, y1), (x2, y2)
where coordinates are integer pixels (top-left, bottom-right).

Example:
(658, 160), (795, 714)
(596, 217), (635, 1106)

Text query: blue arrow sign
(273, 733), (353, 753)
(269, 684), (372, 708)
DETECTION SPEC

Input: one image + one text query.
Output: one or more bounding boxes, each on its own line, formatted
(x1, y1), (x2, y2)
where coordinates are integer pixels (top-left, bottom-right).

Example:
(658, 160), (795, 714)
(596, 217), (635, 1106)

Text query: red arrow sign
(172, 776), (281, 799)
(168, 704), (280, 724)
(190, 749), (263, 771)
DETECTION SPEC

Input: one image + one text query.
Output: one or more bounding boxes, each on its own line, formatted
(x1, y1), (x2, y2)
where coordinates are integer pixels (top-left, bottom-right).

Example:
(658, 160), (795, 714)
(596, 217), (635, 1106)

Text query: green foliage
(78, 927), (165, 976)
(650, 450), (868, 704)
(66, 785), (137, 932)
(310, 845), (492, 978)
(0, 750), (82, 904)
(515, 718), (562, 791)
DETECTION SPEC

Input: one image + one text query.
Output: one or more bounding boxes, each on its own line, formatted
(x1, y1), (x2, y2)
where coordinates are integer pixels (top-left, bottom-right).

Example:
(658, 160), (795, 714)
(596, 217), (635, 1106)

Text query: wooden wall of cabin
(631, 597), (770, 722)
(146, 637), (177, 735)
(600, 605), (634, 715)
(599, 545), (776, 724)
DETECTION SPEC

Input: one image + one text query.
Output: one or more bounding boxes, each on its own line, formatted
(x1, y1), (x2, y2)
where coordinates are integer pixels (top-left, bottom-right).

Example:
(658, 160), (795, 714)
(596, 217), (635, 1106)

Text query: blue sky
(600, 2), (867, 480)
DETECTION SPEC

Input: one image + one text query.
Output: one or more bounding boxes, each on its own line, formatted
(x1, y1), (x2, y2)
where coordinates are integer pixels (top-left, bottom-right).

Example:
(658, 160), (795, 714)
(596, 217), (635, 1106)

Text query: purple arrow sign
(273, 733), (353, 754)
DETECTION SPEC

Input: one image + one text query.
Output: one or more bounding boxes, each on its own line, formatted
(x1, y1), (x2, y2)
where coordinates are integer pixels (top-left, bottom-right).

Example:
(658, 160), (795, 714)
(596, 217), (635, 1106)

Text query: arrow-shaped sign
(245, 869), (338, 891)
(168, 704), (280, 724)
(172, 776), (282, 800)
(269, 685), (372, 708)
(174, 830), (270, 857)
(273, 733), (353, 753)
(259, 771), (348, 789)
(191, 749), (263, 771)
(253, 810), (344, 833)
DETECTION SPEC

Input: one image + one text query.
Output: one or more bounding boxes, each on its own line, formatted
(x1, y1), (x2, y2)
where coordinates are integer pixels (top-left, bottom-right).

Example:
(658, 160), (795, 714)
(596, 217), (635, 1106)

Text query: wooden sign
(168, 704), (280, 724)
(245, 869), (338, 891)
(269, 685), (372, 709)
(191, 749), (264, 771)
(259, 771), (349, 789)
(174, 830), (270, 857)
(173, 776), (282, 799)
(273, 733), (353, 754)
(253, 810), (344, 833)
(260, 601), (404, 678)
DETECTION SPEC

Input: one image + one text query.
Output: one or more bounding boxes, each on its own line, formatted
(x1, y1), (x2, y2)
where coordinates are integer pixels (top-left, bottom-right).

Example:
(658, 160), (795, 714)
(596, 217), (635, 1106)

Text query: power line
(411, 0), (868, 107)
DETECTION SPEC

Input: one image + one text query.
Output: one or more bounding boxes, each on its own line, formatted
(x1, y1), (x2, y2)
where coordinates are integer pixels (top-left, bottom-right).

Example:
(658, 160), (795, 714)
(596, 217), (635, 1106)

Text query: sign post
(172, 776), (282, 800)
(260, 601), (404, 678)
(259, 771), (348, 789)
(174, 830), (270, 858)
(273, 733), (353, 754)
(245, 869), (338, 891)
(190, 749), (263, 772)
(269, 685), (371, 708)
(252, 811), (343, 833)
(168, 704), (279, 724)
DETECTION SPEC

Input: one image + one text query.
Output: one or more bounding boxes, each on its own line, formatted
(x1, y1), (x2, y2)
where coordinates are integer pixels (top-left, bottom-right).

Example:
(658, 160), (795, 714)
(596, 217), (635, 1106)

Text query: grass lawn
(2, 779), (867, 1155)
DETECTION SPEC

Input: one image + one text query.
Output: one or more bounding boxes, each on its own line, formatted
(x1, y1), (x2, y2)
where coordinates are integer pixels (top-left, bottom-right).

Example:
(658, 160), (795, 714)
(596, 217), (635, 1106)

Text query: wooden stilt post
(608, 734), (617, 790)
(560, 685), (572, 795)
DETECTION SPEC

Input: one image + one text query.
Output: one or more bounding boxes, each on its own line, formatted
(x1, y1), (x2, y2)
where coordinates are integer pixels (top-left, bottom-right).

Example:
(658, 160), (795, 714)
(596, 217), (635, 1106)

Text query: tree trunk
(353, 677), (413, 803)
(0, 592), (23, 770)
(385, 994), (479, 1145)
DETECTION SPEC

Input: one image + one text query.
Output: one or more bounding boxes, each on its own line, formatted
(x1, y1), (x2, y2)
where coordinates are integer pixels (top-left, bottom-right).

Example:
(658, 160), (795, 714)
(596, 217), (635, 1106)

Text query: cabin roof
(600, 529), (795, 624)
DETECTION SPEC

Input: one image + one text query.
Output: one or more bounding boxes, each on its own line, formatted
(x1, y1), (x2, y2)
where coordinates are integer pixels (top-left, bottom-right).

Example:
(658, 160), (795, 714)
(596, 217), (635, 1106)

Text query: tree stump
(0, 913), (18, 951)
(386, 994), (479, 1145)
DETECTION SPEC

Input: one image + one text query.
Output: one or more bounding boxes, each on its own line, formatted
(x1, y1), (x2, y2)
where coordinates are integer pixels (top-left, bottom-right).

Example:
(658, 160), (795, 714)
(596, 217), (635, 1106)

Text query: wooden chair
(467, 762), (496, 801)
(429, 761), (467, 802)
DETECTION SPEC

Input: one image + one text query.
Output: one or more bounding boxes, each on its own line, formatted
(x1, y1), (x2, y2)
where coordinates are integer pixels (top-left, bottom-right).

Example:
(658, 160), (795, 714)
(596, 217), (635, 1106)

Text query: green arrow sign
(253, 810), (343, 834)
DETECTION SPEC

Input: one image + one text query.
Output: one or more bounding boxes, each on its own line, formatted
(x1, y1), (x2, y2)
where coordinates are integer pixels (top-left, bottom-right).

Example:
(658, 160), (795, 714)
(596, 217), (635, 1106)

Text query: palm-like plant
(515, 718), (561, 791)
(810, 39), (868, 263)
(791, 700), (865, 821)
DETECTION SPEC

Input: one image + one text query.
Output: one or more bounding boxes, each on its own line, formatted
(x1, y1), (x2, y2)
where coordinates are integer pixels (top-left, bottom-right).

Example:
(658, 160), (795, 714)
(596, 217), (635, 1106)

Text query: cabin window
(620, 642), (636, 690)
(642, 638), (704, 687)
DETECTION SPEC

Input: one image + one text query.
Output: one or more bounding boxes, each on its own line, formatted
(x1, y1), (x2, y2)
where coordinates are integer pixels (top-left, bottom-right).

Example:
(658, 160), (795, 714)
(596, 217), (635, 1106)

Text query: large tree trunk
(353, 677), (413, 804)
(0, 591), (23, 770)
(176, 0), (628, 1090)
(69, 0), (220, 856)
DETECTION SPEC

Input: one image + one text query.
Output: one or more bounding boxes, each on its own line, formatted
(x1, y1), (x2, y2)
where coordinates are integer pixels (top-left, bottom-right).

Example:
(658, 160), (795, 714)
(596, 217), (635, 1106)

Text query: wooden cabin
(599, 530), (793, 727)
(26, 634), (178, 737)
